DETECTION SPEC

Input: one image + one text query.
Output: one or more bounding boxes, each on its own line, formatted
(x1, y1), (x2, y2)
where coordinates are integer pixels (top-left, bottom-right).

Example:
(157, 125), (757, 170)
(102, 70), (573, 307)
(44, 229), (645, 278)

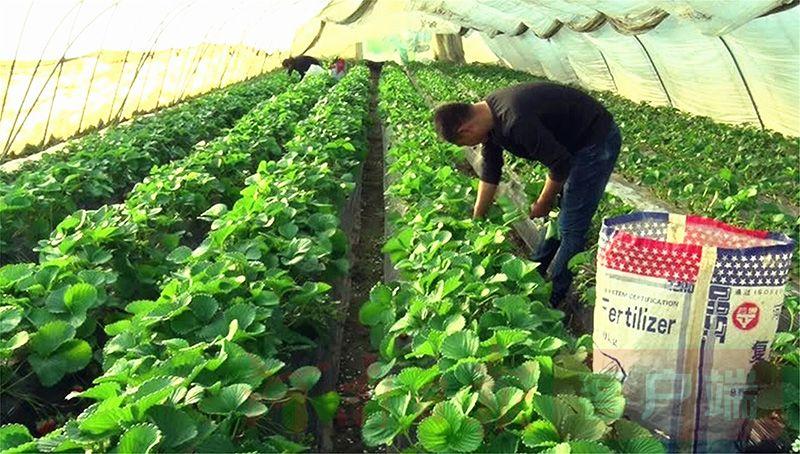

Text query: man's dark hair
(433, 103), (473, 143)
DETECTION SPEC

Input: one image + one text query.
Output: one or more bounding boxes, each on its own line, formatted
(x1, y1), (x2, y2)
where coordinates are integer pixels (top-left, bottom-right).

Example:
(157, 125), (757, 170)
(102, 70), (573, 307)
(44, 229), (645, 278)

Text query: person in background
(432, 82), (621, 305)
(282, 55), (322, 80)
(331, 57), (347, 80)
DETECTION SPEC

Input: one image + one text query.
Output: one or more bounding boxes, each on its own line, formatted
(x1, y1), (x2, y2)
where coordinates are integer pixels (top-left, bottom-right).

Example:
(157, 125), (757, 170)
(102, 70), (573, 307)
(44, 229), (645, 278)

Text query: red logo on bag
(733, 302), (760, 330)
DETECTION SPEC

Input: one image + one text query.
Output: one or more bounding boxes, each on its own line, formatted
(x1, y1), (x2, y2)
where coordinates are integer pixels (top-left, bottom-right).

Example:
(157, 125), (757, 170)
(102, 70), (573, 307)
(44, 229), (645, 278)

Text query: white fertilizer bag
(592, 212), (794, 452)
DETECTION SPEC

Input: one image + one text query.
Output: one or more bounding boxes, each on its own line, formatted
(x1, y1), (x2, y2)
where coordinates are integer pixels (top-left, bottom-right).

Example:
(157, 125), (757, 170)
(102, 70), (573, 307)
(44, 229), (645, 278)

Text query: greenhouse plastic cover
(1, 0), (797, 160)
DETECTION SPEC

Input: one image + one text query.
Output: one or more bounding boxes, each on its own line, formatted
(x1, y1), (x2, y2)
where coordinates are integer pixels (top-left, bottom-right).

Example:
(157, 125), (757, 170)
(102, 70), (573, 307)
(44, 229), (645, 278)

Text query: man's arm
(474, 142), (503, 219)
(473, 180), (498, 219)
(512, 120), (571, 218)
(529, 174), (564, 218)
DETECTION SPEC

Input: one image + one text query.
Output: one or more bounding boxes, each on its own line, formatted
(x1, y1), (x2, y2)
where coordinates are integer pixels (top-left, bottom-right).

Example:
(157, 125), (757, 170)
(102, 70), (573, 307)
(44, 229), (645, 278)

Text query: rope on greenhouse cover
(632, 34), (673, 107)
(217, 47), (237, 88)
(0, 2), (33, 155)
(107, 47), (134, 124)
(530, 22), (563, 40)
(117, 0), (195, 119)
(757, 0), (799, 18)
(175, 1), (251, 102)
(41, 59), (65, 149)
(1, 0), (86, 157)
(217, 7), (261, 89)
(257, 49), (269, 75)
(113, 0), (196, 122)
(718, 36), (765, 130)
(607, 11), (669, 36)
(331, 0), (379, 25)
(564, 14), (607, 34)
(299, 21), (328, 56)
(153, 49), (179, 109)
(2, 1), (119, 157)
(595, 47), (618, 93)
(78, 1), (120, 133)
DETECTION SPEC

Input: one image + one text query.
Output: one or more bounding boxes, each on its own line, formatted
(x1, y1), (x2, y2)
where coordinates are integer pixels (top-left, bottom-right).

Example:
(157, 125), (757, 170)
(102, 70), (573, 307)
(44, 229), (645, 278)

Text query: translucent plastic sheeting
(582, 24), (671, 106)
(480, 33), (546, 77)
(0, 0), (328, 59)
(638, 16), (760, 127)
(549, 29), (616, 92)
(0, 0), (327, 159)
(298, 0), (461, 62)
(461, 30), (500, 64)
(409, 0), (527, 36)
(410, 0), (790, 37)
(514, 31), (579, 84)
(725, 7), (799, 136)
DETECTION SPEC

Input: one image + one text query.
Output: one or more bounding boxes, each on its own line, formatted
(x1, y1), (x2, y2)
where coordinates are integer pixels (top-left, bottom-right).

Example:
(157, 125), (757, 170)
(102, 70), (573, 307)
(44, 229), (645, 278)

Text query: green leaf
(367, 358), (396, 381)
(0, 306), (23, 333)
(64, 283), (97, 315)
(0, 331), (29, 357)
(441, 331), (480, 359)
(198, 383), (251, 414)
(558, 395), (594, 416)
(189, 294), (219, 322)
(131, 376), (181, 417)
(417, 402), (484, 452)
(201, 203), (227, 218)
(281, 393), (309, 434)
(262, 377), (288, 400)
(362, 411), (400, 447)
(581, 374), (625, 423)
(0, 424), (32, 450)
(522, 420), (560, 448)
(360, 285), (393, 326)
(616, 437), (665, 453)
(147, 405), (197, 448)
(482, 432), (519, 453)
(239, 398), (268, 417)
(541, 442), (571, 454)
(278, 223), (299, 238)
(446, 362), (492, 394)
(195, 433), (237, 453)
(567, 441), (613, 453)
(289, 366), (321, 392)
(166, 246), (192, 264)
(495, 387), (524, 416)
(29, 320), (75, 356)
(29, 339), (92, 386)
(224, 304), (256, 330)
(310, 391), (340, 423)
(501, 259), (526, 281)
(67, 382), (120, 401)
(104, 320), (131, 335)
(396, 367), (439, 394)
(560, 413), (607, 441)
(533, 395), (572, 427)
(512, 361), (540, 391)
(80, 403), (133, 434)
(113, 423), (161, 453)
(444, 314), (466, 334)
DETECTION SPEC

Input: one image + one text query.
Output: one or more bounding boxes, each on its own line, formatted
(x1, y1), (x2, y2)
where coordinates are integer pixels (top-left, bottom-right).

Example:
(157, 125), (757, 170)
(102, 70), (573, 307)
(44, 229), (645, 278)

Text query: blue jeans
(532, 123), (621, 304)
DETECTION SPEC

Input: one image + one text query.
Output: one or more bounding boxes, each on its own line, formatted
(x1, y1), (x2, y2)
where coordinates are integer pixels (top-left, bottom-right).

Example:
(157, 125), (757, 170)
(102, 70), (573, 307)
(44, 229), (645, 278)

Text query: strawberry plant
(420, 62), (800, 278)
(0, 74), (334, 397)
(0, 66), (372, 452)
(359, 64), (663, 453)
(0, 72), (295, 264)
(417, 62), (799, 450)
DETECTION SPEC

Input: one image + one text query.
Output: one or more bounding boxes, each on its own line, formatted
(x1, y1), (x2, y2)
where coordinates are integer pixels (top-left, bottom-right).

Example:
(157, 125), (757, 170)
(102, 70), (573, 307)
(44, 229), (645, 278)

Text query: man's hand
(473, 180), (498, 219)
(529, 175), (564, 219)
(529, 198), (552, 219)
